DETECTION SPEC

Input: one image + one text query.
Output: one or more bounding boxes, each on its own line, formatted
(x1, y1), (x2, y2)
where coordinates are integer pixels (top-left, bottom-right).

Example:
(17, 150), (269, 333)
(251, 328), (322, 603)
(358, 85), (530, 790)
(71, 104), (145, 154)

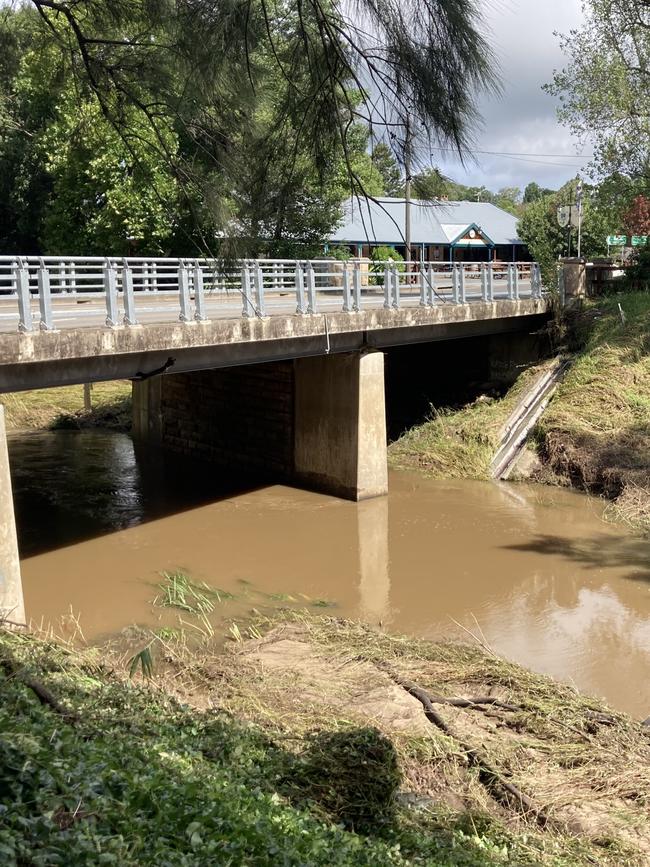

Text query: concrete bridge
(0, 255), (549, 625)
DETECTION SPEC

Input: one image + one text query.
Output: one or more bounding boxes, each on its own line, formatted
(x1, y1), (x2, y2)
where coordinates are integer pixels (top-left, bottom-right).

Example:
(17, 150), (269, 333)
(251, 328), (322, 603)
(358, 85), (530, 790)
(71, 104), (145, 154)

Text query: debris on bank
(7, 612), (644, 865)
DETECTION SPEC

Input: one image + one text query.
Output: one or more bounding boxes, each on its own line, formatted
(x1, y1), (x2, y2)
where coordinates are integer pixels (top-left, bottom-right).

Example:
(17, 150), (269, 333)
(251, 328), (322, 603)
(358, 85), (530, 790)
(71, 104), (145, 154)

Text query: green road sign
(606, 235), (627, 246)
(631, 235), (648, 246)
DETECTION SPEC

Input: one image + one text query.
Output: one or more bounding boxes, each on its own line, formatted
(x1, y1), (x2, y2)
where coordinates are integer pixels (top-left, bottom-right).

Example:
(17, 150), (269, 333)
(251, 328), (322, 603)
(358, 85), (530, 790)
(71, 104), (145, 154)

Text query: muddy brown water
(9, 429), (650, 719)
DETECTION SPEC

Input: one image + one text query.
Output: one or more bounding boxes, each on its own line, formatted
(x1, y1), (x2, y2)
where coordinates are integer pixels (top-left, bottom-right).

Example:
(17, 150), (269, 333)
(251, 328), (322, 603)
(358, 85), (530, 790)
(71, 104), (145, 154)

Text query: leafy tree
(518, 180), (609, 287)
(523, 182), (554, 204)
(494, 187), (522, 215)
(18, 0), (497, 255)
(546, 0), (650, 181)
(371, 144), (402, 197)
(411, 167), (452, 199)
(623, 195), (650, 236)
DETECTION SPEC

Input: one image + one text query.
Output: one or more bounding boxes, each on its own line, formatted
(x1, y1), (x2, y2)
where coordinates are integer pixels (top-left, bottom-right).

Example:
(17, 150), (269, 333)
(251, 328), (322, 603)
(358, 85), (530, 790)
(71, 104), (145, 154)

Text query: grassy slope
(3, 614), (649, 866)
(389, 292), (650, 531)
(2, 381), (131, 432)
(536, 292), (650, 531)
(388, 362), (552, 480)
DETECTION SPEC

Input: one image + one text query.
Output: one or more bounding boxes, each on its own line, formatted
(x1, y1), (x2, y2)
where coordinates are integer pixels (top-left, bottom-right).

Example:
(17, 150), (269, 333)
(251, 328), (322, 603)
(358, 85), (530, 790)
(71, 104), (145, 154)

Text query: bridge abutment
(132, 350), (388, 501)
(0, 405), (25, 626)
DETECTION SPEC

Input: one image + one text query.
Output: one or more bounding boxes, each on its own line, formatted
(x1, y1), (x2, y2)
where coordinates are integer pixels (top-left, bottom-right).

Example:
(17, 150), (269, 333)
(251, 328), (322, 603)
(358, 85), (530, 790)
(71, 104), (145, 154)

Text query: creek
(9, 429), (650, 718)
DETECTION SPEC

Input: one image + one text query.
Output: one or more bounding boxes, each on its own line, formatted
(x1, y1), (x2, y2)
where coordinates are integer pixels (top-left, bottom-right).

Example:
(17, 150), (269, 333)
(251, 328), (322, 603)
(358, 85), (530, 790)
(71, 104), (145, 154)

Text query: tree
(518, 180), (609, 287)
(523, 182), (554, 204)
(17, 0), (497, 256)
(546, 0), (650, 181)
(371, 144), (402, 197)
(494, 187), (522, 215)
(623, 195), (650, 236)
(411, 167), (452, 199)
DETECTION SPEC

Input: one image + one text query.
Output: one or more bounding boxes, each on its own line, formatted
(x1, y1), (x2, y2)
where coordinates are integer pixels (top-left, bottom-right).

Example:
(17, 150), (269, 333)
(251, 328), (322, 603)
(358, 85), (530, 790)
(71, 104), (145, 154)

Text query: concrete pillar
(131, 377), (162, 442)
(294, 351), (388, 500)
(560, 257), (587, 304)
(0, 405), (25, 626)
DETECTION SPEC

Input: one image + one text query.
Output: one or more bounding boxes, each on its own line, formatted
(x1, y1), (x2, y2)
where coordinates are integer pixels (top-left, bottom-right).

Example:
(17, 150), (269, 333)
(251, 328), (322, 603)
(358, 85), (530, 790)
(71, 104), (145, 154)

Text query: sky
(432, 0), (589, 194)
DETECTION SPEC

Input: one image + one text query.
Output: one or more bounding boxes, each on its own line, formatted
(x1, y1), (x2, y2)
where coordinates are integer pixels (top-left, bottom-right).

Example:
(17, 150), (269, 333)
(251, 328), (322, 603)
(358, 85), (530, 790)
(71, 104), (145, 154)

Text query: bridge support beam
(294, 351), (388, 500)
(0, 405), (24, 626)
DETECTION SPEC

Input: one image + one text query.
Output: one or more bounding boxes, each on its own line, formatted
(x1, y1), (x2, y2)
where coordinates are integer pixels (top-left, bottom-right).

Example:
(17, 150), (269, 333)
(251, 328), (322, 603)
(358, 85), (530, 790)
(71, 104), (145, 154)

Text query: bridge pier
(132, 350), (388, 501)
(0, 405), (24, 626)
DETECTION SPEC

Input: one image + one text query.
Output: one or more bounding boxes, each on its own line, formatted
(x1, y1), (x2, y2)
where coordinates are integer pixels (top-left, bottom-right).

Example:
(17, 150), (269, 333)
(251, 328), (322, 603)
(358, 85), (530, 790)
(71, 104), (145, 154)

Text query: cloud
(432, 0), (589, 193)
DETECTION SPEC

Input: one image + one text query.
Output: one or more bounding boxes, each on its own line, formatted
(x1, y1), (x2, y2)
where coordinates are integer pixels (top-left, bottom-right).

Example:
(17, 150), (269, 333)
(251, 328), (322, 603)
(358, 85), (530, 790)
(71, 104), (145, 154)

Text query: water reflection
(9, 430), (650, 717)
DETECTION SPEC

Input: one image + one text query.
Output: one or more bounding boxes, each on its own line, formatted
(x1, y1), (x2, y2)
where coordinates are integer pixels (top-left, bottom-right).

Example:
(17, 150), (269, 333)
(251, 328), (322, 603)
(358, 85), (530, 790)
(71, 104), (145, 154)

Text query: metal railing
(0, 256), (543, 333)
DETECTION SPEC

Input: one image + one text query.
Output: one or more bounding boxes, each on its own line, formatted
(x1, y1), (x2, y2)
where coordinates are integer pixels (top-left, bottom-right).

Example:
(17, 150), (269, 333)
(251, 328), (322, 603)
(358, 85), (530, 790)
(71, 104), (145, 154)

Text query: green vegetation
(3, 611), (648, 865)
(2, 382), (131, 432)
(536, 291), (650, 533)
(390, 290), (650, 534)
(389, 363), (552, 480)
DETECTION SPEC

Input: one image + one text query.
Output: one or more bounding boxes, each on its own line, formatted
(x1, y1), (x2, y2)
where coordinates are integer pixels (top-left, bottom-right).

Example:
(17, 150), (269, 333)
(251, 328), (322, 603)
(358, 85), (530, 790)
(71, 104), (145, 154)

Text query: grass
(2, 381), (131, 431)
(388, 362), (555, 480)
(5, 612), (649, 865)
(389, 290), (650, 533)
(535, 291), (650, 533)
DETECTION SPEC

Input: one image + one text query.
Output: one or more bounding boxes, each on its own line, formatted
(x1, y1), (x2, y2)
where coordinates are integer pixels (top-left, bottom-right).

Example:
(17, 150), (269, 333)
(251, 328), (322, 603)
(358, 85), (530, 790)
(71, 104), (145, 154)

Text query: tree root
(378, 662), (549, 828)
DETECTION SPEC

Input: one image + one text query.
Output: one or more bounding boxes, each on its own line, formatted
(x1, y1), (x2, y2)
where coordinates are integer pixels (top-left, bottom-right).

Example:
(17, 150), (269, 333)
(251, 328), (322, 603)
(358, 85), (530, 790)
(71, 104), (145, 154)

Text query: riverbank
(2, 381), (131, 431)
(390, 292), (650, 533)
(2, 611), (650, 866)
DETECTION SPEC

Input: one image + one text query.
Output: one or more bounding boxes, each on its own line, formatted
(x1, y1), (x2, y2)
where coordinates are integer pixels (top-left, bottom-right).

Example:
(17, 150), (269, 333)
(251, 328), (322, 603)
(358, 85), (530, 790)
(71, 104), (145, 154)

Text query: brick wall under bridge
(132, 352), (389, 501)
(132, 327), (545, 500)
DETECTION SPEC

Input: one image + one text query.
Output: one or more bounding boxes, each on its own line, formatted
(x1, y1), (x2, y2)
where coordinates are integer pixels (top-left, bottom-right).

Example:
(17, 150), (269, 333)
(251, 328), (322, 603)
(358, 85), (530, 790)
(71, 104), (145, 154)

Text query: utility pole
(404, 115), (412, 274)
(576, 178), (583, 259)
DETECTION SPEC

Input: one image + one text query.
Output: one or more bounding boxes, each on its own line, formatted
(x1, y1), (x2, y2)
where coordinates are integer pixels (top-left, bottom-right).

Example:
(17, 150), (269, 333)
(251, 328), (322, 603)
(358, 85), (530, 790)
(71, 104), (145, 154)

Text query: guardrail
(0, 256), (543, 333)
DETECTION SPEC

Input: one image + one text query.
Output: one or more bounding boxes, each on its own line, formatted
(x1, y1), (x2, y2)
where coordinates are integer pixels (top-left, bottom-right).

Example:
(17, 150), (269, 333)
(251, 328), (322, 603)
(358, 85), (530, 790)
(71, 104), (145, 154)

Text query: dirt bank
(104, 612), (650, 865)
(390, 292), (650, 533)
(2, 381), (131, 432)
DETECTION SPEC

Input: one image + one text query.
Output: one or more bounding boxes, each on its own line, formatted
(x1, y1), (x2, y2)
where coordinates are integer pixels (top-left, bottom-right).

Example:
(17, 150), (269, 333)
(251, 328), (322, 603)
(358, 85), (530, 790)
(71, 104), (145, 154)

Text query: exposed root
(378, 661), (550, 827)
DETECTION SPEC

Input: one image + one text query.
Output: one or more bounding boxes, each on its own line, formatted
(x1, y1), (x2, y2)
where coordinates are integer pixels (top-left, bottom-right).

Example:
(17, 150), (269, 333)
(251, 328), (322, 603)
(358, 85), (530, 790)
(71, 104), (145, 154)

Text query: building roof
(330, 197), (523, 247)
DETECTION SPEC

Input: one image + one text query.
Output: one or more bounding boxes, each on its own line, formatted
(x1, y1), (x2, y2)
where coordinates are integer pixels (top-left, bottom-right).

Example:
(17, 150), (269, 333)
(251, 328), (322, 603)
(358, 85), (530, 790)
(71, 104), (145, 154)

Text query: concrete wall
(133, 351), (388, 500)
(134, 362), (295, 480)
(0, 406), (24, 626)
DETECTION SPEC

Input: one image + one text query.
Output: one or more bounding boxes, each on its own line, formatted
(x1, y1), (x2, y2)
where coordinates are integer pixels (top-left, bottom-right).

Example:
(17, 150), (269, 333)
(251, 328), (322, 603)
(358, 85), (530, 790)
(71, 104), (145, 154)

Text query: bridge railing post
(392, 263), (400, 308)
(241, 262), (254, 317)
(14, 258), (33, 333)
(458, 264), (467, 303)
(383, 265), (391, 309)
(532, 263), (542, 298)
(37, 258), (54, 331)
(104, 259), (119, 326)
(513, 263), (520, 299)
(306, 262), (316, 314)
(254, 261), (266, 317)
(426, 264), (436, 306)
(294, 262), (306, 314)
(480, 263), (488, 302)
(342, 262), (352, 312)
(352, 260), (362, 312)
(178, 260), (192, 322)
(121, 258), (138, 326)
(419, 262), (427, 306)
(507, 263), (515, 300)
(451, 264), (459, 303)
(193, 261), (207, 321)
(487, 262), (494, 301)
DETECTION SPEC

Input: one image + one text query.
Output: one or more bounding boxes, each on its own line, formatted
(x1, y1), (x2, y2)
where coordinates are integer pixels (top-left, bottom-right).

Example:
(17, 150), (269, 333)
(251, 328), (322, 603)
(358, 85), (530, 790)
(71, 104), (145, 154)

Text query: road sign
(631, 235), (648, 246)
(606, 235), (627, 246)
(557, 206), (571, 228)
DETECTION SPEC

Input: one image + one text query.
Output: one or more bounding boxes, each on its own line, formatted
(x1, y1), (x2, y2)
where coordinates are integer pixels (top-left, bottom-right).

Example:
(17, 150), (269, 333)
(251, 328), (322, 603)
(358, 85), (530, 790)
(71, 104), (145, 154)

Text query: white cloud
(432, 0), (589, 193)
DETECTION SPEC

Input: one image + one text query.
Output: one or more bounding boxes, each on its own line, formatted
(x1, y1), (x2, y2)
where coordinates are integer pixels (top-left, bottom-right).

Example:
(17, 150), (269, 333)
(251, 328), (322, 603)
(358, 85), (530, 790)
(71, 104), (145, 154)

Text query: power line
(431, 146), (592, 168)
